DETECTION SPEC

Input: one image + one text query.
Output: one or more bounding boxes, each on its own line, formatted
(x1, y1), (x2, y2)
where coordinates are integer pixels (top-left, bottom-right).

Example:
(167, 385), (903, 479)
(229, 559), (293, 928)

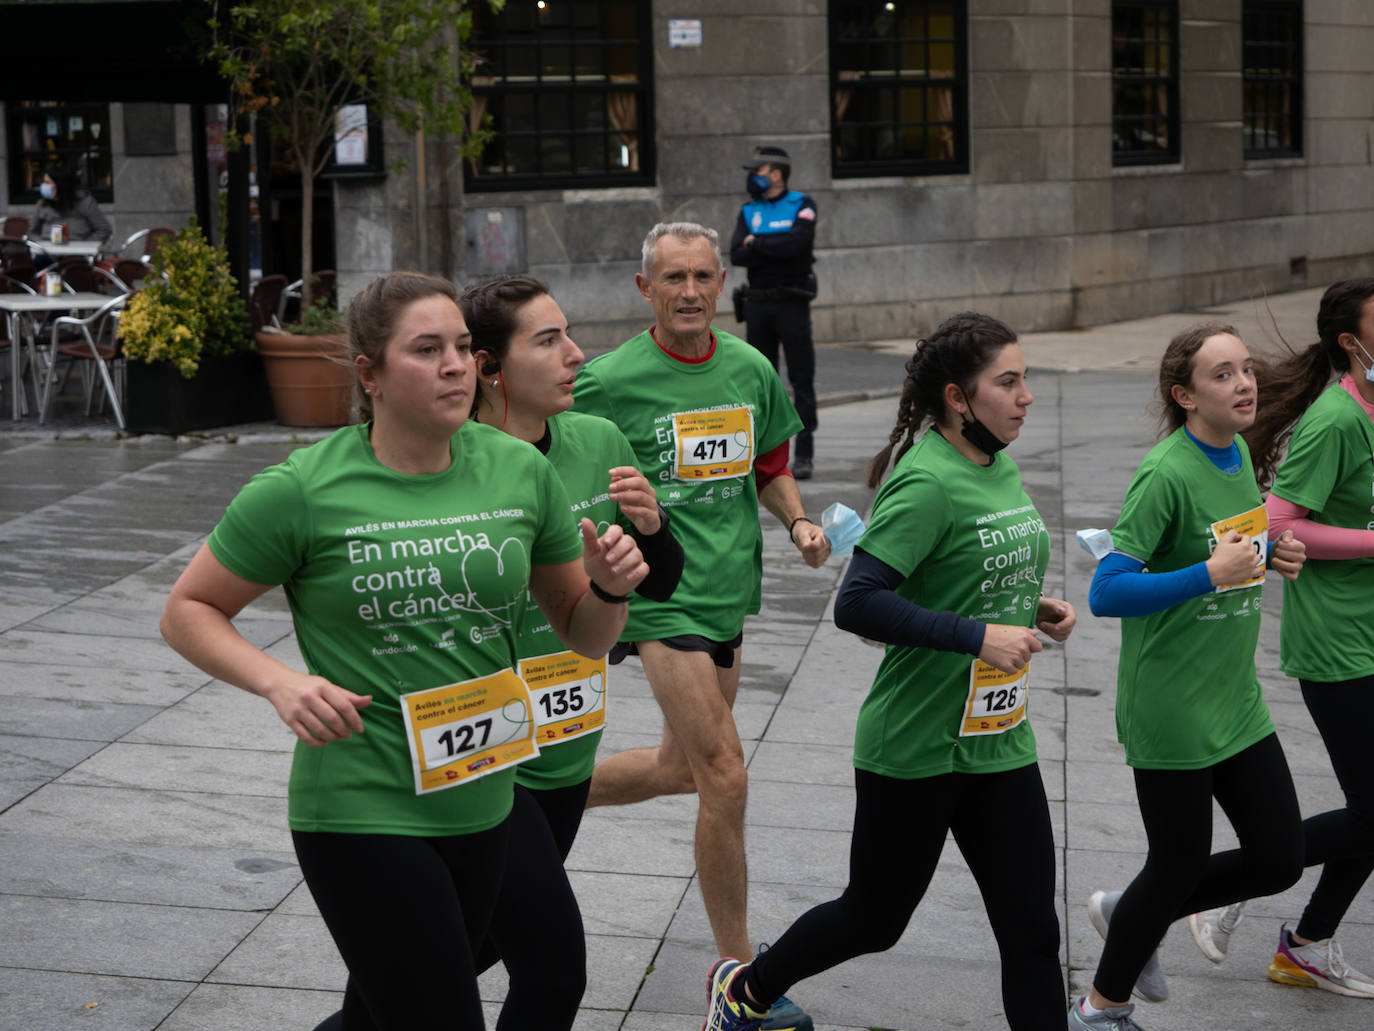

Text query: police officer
(730, 145), (819, 479)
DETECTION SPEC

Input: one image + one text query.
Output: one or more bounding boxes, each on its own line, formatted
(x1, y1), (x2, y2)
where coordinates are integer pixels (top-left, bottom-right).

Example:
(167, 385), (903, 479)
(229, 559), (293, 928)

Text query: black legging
(1091, 732), (1304, 1002)
(746, 763), (1063, 1030)
(296, 820), (510, 1031)
(475, 779), (591, 1031)
(1296, 676), (1374, 941)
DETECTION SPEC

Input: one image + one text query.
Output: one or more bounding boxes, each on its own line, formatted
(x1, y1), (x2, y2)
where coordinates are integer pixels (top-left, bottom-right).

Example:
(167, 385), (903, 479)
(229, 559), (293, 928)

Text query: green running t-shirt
(853, 430), (1050, 779)
(1270, 381), (1374, 681)
(513, 410), (640, 790)
(1110, 429), (1274, 769)
(573, 327), (801, 641)
(208, 421), (583, 836)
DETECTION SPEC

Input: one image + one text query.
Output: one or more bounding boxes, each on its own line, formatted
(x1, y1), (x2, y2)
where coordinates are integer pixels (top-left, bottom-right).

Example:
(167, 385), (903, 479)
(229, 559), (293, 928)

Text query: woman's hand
(979, 624), (1043, 675)
(1269, 529), (1306, 581)
(607, 466), (661, 535)
(580, 518), (647, 597)
(1206, 530), (1264, 587)
(1035, 596), (1077, 642)
(263, 673), (373, 747)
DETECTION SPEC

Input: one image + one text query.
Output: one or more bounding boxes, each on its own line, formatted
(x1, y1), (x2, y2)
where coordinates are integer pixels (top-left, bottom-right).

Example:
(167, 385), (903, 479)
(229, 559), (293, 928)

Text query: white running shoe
(1268, 925), (1374, 998)
(1188, 901), (1245, 964)
(1089, 889), (1169, 1002)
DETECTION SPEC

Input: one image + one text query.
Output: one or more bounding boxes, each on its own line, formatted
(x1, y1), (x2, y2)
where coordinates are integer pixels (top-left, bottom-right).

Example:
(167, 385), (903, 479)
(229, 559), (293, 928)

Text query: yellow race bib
(400, 669), (538, 795)
(960, 658), (1029, 737)
(1209, 504), (1268, 593)
(519, 650), (607, 747)
(672, 406), (754, 480)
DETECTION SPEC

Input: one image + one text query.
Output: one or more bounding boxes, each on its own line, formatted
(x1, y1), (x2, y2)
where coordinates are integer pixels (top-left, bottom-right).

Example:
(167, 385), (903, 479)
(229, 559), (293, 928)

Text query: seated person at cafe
(29, 168), (112, 265)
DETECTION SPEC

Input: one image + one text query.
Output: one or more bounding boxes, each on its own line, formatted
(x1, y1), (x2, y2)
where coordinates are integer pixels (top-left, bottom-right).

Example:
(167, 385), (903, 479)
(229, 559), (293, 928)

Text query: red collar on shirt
(650, 326), (715, 364)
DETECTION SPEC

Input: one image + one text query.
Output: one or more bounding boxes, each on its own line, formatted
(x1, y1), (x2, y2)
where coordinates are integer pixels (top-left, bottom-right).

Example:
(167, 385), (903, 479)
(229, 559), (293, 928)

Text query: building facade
(5, 1), (1371, 351)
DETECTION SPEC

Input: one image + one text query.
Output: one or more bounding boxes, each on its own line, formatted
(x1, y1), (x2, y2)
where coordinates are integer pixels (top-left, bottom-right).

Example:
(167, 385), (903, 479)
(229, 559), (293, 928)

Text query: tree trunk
(299, 165), (315, 311)
(439, 133), (452, 281)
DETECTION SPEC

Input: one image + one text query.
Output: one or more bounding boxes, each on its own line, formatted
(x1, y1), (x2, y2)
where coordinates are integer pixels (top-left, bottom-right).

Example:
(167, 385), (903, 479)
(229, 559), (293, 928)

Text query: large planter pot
(254, 330), (355, 427)
(123, 350), (275, 435)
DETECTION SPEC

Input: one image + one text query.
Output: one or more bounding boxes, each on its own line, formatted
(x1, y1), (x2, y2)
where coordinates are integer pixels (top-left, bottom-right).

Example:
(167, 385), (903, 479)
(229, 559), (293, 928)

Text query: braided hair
(867, 312), (1019, 488)
(1244, 278), (1374, 489)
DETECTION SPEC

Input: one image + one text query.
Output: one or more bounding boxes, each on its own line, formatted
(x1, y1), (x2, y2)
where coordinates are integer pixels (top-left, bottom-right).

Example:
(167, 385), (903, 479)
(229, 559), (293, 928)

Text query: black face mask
(957, 393), (1008, 457)
(746, 172), (768, 199)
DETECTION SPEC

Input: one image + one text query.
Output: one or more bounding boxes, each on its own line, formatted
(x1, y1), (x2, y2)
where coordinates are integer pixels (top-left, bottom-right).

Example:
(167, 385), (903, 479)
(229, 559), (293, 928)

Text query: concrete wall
(324, 0), (1374, 351)
(0, 102), (197, 251)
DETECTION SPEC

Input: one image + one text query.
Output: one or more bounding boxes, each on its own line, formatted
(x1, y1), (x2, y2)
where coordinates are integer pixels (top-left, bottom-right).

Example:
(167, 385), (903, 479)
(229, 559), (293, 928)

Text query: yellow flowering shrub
(119, 220), (250, 378)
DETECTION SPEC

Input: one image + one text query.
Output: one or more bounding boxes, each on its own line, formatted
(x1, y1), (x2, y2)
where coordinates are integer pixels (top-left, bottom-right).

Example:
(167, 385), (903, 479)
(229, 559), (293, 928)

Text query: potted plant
(254, 291), (355, 427)
(118, 221), (274, 435)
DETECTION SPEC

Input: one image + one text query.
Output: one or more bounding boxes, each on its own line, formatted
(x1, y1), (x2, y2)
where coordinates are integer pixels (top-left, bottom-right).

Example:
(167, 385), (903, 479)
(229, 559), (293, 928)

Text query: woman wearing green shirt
(702, 312), (1077, 1031)
(1070, 324), (1307, 1031)
(1188, 279), (1374, 998)
(160, 272), (647, 1031)
(459, 274), (684, 1030)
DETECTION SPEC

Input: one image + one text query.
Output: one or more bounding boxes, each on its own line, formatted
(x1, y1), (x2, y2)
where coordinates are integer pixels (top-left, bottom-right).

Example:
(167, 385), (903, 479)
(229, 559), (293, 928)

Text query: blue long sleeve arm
(833, 548), (987, 655)
(1088, 551), (1214, 618)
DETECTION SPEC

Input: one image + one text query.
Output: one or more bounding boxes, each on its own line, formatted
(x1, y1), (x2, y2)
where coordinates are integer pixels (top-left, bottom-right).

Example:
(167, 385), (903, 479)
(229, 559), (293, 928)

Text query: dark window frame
(1243, 0), (1303, 159)
(6, 100), (115, 206)
(828, 0), (970, 179)
(465, 0), (654, 192)
(1111, 1), (1180, 167)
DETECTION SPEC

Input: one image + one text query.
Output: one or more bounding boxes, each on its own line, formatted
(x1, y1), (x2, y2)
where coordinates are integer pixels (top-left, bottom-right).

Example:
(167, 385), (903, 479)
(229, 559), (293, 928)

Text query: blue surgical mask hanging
(746, 173), (768, 199)
(39, 182), (55, 200)
(1349, 336), (1374, 384)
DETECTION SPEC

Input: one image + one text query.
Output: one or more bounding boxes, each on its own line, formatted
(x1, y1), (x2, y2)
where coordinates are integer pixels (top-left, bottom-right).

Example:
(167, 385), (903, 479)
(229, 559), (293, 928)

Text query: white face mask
(39, 182), (55, 200)
(1350, 336), (1374, 385)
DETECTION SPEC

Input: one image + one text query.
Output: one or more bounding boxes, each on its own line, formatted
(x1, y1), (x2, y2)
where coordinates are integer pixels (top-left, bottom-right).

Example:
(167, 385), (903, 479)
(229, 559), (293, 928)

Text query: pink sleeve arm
(1267, 493), (1374, 560)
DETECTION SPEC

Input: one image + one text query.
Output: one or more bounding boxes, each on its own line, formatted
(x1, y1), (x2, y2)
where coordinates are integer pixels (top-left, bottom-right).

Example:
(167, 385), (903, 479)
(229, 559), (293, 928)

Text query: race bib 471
(672, 406), (754, 481)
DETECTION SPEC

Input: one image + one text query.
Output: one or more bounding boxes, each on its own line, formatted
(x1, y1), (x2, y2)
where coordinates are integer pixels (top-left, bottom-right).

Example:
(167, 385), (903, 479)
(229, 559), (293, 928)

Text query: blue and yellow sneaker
(703, 958), (766, 1031)
(760, 992), (813, 1031)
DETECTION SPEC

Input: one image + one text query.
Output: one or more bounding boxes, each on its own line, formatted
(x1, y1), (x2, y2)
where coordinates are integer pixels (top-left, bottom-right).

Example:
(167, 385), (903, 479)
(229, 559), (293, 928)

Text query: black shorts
(609, 631), (743, 670)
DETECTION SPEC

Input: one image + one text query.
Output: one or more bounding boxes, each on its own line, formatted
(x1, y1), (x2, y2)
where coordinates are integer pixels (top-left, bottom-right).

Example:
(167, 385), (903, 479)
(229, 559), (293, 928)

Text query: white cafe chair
(38, 293), (127, 429)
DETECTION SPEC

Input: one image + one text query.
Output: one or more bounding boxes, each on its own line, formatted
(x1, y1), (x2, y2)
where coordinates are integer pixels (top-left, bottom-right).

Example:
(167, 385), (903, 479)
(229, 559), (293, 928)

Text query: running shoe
(704, 958), (767, 1031)
(759, 993), (812, 1031)
(1088, 889), (1169, 1002)
(1266, 924), (1374, 998)
(753, 943), (815, 1031)
(1188, 901), (1245, 964)
(1066, 996), (1147, 1031)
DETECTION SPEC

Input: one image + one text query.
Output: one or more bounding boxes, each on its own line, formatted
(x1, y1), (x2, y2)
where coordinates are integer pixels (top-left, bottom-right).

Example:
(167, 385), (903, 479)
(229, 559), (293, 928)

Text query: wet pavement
(2, 285), (1371, 1029)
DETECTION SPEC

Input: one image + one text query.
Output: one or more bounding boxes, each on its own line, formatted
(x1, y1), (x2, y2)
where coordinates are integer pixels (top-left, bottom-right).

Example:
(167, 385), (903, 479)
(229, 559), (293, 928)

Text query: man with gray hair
(574, 221), (827, 1031)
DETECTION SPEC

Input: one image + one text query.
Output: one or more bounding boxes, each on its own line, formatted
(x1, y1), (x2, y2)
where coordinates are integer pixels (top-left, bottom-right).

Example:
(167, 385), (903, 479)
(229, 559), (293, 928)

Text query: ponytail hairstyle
(458, 274), (552, 405)
(1244, 278), (1374, 489)
(867, 312), (1018, 488)
(1155, 321), (1241, 437)
(345, 271), (458, 422)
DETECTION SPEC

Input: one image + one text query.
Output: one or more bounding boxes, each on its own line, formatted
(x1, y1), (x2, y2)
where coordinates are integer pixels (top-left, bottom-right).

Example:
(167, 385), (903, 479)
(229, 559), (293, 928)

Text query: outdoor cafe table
(26, 239), (103, 261)
(2, 291), (111, 420)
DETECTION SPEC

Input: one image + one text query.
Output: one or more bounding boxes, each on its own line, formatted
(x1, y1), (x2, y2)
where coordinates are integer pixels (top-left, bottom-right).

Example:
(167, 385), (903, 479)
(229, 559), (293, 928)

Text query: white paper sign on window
(334, 105), (368, 166)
